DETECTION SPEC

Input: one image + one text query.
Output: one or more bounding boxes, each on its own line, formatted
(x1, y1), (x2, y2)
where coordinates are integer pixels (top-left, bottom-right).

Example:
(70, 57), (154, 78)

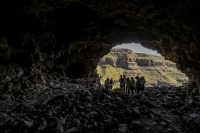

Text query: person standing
(140, 76), (146, 96)
(119, 75), (125, 90)
(109, 78), (114, 90)
(123, 75), (127, 91)
(97, 76), (102, 88)
(130, 77), (136, 94)
(126, 77), (131, 94)
(105, 78), (110, 89)
(135, 76), (141, 94)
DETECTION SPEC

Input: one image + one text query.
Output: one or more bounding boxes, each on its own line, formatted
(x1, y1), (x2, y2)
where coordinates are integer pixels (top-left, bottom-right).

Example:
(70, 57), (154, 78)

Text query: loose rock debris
(0, 71), (200, 132)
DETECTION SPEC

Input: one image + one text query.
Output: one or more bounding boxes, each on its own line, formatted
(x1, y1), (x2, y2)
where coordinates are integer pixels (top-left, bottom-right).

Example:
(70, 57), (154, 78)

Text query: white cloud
(114, 43), (161, 56)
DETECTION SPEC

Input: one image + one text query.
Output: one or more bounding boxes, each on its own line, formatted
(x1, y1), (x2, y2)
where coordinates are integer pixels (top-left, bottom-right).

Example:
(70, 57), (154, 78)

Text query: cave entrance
(65, 63), (85, 79)
(96, 43), (188, 88)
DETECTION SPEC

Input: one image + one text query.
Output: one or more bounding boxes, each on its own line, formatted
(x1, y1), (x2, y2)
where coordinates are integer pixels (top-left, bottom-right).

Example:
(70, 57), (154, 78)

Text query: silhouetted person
(109, 78), (114, 90)
(140, 76), (146, 93)
(140, 76), (146, 96)
(135, 76), (141, 94)
(97, 76), (102, 88)
(105, 78), (110, 89)
(130, 77), (136, 94)
(119, 75), (125, 90)
(123, 75), (127, 90)
(126, 77), (131, 94)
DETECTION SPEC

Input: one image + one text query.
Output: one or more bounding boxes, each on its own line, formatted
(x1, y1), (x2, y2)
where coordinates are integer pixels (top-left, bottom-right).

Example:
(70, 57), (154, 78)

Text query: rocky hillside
(99, 48), (176, 69)
(97, 48), (188, 87)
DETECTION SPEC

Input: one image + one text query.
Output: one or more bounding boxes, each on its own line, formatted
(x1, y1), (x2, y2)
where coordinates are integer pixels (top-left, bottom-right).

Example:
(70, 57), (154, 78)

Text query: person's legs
(98, 83), (101, 87)
(130, 86), (133, 94)
(141, 87), (144, 96)
(132, 88), (134, 94)
(137, 88), (140, 94)
(140, 90), (143, 96)
(130, 88), (133, 94)
(123, 85), (126, 94)
(133, 88), (136, 94)
(128, 87), (130, 94)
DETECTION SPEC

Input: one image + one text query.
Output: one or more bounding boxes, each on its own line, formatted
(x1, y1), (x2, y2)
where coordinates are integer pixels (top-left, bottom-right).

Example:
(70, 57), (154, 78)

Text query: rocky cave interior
(1, 0), (200, 132)
(1, 0), (200, 79)
(65, 63), (86, 79)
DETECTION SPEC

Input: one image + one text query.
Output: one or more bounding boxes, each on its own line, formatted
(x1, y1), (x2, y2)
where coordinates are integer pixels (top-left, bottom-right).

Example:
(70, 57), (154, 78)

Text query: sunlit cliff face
(0, 0), (200, 78)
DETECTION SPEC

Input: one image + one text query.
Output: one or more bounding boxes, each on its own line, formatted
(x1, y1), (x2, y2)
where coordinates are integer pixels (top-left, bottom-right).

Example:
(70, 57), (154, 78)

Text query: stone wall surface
(0, 0), (200, 78)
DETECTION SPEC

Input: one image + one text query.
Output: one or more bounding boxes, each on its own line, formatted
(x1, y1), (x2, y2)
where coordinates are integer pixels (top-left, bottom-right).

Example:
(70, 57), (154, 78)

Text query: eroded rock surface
(99, 48), (176, 69)
(0, 64), (200, 132)
(0, 0), (200, 77)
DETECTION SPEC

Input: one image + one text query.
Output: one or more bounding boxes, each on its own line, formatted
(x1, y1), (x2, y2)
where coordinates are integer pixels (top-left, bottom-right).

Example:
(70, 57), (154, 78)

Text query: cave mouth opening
(65, 62), (85, 79)
(97, 43), (189, 88)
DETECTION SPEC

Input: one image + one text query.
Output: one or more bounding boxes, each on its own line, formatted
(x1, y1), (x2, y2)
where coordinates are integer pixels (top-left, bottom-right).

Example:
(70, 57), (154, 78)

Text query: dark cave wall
(0, 0), (200, 78)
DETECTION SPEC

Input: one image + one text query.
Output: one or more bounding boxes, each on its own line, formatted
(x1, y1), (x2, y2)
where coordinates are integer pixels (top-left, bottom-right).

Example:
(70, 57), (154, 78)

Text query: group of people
(119, 75), (146, 95)
(104, 78), (114, 90)
(97, 74), (146, 96)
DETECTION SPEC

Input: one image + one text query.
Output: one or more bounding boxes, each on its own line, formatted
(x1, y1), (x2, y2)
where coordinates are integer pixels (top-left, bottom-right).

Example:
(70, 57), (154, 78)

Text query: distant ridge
(97, 48), (188, 87)
(99, 48), (176, 69)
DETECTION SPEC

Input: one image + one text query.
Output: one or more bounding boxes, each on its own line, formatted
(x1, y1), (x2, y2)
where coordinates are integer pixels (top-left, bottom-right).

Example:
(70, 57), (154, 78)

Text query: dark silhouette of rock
(0, 71), (199, 132)
(0, 0), (200, 78)
(0, 0), (200, 132)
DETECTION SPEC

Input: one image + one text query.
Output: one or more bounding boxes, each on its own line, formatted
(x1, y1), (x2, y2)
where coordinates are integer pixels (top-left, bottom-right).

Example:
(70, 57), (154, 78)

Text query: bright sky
(114, 43), (161, 56)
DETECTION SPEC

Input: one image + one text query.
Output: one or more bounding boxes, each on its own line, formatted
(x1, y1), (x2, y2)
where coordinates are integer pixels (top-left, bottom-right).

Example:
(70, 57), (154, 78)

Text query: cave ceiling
(0, 0), (200, 77)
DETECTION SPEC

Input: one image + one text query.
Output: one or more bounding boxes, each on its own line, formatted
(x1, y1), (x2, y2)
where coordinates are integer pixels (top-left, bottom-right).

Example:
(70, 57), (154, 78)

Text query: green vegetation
(97, 50), (188, 88)
(96, 65), (124, 88)
(127, 53), (137, 58)
(103, 53), (117, 59)
(97, 65), (188, 88)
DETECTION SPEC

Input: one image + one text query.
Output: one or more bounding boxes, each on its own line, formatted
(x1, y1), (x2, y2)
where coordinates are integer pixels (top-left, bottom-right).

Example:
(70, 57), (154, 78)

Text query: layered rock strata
(99, 48), (176, 69)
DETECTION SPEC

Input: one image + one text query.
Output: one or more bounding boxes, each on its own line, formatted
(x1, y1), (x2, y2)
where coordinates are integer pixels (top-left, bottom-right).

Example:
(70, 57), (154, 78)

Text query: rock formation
(99, 48), (176, 69)
(0, 0), (200, 79)
(0, 71), (200, 132)
(1, 1), (200, 132)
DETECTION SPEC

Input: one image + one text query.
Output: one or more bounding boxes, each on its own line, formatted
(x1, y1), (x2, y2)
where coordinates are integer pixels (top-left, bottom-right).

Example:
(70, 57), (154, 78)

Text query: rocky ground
(0, 64), (200, 133)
